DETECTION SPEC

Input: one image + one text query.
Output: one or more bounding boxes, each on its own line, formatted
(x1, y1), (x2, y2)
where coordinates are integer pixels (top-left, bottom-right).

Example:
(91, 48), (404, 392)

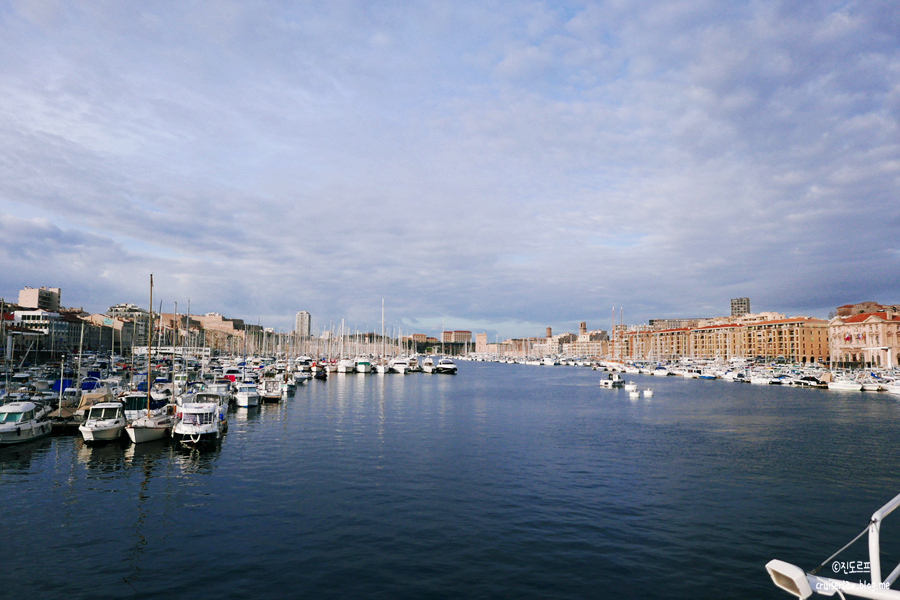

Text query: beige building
(18, 286), (61, 312)
(829, 310), (900, 368)
(743, 317), (829, 363)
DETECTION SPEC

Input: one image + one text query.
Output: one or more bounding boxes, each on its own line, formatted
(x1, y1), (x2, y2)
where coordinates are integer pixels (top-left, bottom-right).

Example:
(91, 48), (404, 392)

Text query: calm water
(4, 362), (900, 599)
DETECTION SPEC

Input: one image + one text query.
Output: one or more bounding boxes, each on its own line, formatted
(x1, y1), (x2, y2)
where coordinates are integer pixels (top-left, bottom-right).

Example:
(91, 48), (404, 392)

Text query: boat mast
(147, 274), (153, 417)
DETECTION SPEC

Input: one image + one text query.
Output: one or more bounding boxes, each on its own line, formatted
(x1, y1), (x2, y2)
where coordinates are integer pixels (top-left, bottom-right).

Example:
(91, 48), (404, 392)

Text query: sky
(1, 1), (898, 340)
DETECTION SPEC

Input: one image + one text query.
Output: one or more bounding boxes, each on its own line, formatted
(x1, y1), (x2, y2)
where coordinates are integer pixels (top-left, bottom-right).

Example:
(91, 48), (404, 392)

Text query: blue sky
(1, 1), (898, 340)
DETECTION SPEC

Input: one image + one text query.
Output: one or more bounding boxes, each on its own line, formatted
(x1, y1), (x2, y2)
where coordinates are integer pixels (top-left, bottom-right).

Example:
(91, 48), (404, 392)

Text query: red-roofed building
(829, 310), (900, 368)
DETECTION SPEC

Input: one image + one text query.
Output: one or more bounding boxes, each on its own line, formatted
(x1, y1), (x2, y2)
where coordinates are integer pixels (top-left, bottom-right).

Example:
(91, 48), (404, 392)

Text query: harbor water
(5, 361), (900, 599)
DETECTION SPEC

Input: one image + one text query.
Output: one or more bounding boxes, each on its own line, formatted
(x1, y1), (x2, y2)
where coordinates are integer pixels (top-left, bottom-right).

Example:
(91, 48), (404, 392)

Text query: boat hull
(0, 421), (53, 445)
(79, 423), (125, 443)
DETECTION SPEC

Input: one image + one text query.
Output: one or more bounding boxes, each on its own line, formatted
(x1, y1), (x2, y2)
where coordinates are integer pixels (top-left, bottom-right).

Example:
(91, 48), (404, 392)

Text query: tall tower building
(294, 311), (311, 337)
(731, 297), (750, 317)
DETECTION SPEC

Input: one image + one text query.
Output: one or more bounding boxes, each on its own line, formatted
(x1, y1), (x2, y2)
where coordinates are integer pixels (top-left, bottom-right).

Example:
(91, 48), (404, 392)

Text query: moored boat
(78, 401), (126, 443)
(0, 401), (52, 445)
(172, 400), (226, 448)
(435, 358), (458, 374)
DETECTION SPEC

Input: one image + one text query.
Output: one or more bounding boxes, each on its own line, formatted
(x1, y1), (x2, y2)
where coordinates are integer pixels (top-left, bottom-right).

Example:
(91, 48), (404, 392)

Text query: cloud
(0, 1), (898, 340)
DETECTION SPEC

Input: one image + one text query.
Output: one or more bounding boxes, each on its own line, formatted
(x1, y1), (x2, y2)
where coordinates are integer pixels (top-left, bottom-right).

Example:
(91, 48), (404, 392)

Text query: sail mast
(147, 274), (153, 417)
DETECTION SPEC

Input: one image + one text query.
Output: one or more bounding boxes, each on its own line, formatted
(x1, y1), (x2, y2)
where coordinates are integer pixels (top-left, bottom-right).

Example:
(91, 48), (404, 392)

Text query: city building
(829, 309), (900, 368)
(295, 311), (311, 337)
(731, 297), (751, 317)
(18, 286), (61, 312)
(441, 330), (472, 343)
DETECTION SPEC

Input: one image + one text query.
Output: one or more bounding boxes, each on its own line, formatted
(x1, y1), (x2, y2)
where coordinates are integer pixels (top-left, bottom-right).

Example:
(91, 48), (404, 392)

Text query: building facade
(18, 286), (61, 312)
(294, 311), (311, 337)
(829, 310), (900, 368)
(731, 297), (751, 317)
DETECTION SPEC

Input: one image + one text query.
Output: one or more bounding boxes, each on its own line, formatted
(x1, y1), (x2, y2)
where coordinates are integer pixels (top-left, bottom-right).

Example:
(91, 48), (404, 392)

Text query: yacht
(389, 357), (409, 374)
(435, 358), (458, 374)
(0, 401), (52, 445)
(79, 401), (126, 443)
(422, 357), (436, 374)
(234, 381), (260, 407)
(354, 357), (373, 373)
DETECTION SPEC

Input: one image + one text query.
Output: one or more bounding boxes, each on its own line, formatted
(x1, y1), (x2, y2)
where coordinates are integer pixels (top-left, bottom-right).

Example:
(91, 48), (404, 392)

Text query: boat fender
(16, 426), (21, 437)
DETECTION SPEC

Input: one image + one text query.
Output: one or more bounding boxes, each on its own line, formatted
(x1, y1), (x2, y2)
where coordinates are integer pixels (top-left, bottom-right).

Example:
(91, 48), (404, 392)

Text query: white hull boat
(0, 401), (52, 445)
(435, 358), (458, 374)
(126, 411), (174, 443)
(234, 382), (260, 407)
(79, 401), (126, 443)
(389, 358), (409, 374)
(172, 401), (226, 447)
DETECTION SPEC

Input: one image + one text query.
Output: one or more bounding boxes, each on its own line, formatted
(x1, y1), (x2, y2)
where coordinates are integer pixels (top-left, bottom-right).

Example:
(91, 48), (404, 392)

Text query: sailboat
(375, 299), (390, 374)
(126, 274), (175, 444)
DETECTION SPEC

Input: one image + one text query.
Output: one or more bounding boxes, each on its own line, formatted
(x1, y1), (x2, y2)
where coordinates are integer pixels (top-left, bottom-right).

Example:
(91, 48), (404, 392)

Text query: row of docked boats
(596, 360), (900, 393)
(307, 354), (458, 375)
(0, 352), (461, 449)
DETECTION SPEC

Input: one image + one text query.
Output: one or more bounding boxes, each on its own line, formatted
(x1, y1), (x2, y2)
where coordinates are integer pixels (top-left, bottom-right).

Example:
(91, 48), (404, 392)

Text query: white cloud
(0, 1), (898, 340)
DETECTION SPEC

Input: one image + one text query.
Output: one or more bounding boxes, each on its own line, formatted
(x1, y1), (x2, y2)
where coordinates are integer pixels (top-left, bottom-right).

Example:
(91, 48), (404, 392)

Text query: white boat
(0, 401), (52, 445)
(234, 381), (261, 407)
(257, 373), (283, 401)
(407, 356), (422, 373)
(207, 379), (234, 404)
(172, 400), (226, 447)
(422, 357), (436, 373)
(79, 401), (126, 443)
(624, 381), (637, 392)
(354, 357), (373, 373)
(767, 491), (900, 599)
(643, 389), (654, 397)
(651, 366), (671, 377)
(435, 358), (458, 374)
(337, 358), (356, 374)
(389, 357), (409, 374)
(827, 376), (863, 391)
(126, 409), (175, 444)
(599, 373), (624, 389)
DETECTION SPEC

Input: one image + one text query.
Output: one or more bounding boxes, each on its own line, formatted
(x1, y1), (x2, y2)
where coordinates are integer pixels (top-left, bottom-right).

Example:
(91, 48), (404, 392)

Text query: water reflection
(0, 437), (52, 474)
(76, 437), (129, 474)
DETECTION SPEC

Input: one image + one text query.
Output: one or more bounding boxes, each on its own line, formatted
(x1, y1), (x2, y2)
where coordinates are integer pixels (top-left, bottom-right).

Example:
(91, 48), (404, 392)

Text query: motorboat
(422, 357), (436, 374)
(78, 401), (126, 443)
(172, 399), (226, 447)
(257, 374), (282, 402)
(766, 491), (900, 599)
(336, 358), (356, 374)
(624, 381), (637, 392)
(234, 381), (261, 407)
(435, 358), (458, 374)
(354, 357), (373, 373)
(0, 401), (52, 445)
(389, 357), (409, 374)
(599, 373), (625, 389)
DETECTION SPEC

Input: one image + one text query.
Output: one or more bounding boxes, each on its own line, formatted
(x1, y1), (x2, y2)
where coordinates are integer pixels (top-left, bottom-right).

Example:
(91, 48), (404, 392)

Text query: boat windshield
(89, 407), (121, 420)
(0, 411), (23, 424)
